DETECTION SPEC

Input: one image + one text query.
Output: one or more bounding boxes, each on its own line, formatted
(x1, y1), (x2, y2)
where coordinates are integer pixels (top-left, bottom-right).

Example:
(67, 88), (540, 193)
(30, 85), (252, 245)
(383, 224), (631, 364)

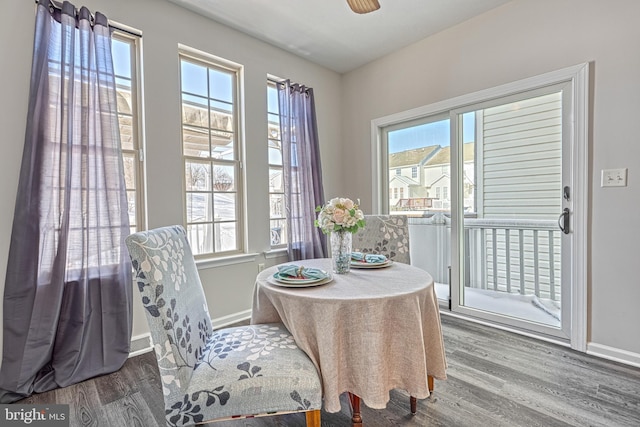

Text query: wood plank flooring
(18, 315), (640, 426)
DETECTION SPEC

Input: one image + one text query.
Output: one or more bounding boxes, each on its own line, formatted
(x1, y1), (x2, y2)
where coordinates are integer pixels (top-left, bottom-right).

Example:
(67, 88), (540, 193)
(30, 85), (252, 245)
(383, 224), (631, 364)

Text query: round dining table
(251, 258), (447, 422)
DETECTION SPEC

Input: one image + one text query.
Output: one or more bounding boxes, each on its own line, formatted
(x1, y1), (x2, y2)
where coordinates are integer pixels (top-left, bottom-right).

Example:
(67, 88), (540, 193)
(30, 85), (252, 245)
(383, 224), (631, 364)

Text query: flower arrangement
(315, 197), (365, 234)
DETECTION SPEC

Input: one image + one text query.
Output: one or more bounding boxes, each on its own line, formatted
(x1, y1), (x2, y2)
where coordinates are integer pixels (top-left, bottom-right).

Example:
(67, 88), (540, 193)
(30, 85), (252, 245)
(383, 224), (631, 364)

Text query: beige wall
(341, 0), (640, 356)
(0, 0), (342, 359)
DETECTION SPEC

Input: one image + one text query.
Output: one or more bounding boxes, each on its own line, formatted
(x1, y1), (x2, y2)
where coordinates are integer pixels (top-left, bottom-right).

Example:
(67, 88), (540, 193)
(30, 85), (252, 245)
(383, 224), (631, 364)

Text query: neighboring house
(426, 174), (451, 211)
(390, 143), (475, 212)
(389, 145), (440, 182)
(422, 143), (476, 211)
(388, 174), (423, 207)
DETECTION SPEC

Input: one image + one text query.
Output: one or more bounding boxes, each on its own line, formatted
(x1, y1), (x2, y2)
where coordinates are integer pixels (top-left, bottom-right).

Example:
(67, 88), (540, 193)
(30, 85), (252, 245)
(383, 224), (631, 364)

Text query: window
(396, 168), (401, 175)
(384, 114), (454, 214)
(180, 53), (242, 256)
(394, 188), (398, 199)
(112, 32), (144, 234)
(399, 188), (404, 199)
(443, 186), (448, 200)
(267, 80), (287, 247)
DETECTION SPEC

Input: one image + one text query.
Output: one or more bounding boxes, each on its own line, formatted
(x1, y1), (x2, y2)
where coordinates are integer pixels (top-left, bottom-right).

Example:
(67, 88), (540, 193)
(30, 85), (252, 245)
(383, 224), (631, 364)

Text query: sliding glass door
(451, 84), (572, 339)
(377, 65), (588, 345)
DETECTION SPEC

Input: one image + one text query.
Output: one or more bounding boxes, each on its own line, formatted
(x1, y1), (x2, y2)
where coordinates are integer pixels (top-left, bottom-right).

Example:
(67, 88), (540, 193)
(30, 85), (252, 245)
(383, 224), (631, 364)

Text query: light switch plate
(601, 168), (627, 187)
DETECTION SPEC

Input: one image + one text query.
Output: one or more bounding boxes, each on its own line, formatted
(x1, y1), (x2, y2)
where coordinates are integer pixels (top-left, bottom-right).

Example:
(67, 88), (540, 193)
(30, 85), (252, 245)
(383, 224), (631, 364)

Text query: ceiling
(168, 0), (513, 74)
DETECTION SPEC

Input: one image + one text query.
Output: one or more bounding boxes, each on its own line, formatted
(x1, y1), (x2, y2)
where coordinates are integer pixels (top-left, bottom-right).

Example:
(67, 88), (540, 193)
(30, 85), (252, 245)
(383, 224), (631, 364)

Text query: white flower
(315, 197), (365, 234)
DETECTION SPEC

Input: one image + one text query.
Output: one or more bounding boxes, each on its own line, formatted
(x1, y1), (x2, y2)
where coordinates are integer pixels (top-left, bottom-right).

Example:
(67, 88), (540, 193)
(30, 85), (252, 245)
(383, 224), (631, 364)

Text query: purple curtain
(0, 0), (132, 402)
(277, 80), (327, 260)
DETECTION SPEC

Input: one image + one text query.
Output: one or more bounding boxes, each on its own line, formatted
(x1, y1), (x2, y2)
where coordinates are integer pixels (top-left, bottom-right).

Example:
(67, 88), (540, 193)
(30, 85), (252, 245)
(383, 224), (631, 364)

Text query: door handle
(558, 208), (570, 234)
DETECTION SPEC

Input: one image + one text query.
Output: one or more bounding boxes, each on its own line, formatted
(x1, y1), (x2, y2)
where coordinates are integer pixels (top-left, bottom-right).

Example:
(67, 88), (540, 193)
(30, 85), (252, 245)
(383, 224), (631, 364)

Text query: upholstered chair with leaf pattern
(352, 215), (411, 264)
(125, 226), (322, 427)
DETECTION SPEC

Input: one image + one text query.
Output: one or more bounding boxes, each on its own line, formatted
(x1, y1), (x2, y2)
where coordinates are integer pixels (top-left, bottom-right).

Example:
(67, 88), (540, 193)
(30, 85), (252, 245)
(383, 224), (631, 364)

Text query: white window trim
(264, 247), (288, 259)
(178, 45), (246, 259)
(196, 252), (258, 270)
(267, 78), (287, 249)
(112, 30), (146, 233)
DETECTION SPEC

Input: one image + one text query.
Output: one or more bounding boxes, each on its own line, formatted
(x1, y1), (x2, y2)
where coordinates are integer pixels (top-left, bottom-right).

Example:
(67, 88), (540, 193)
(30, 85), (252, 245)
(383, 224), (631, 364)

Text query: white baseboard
(128, 310), (253, 358)
(210, 309), (252, 329)
(129, 332), (153, 358)
(587, 342), (640, 369)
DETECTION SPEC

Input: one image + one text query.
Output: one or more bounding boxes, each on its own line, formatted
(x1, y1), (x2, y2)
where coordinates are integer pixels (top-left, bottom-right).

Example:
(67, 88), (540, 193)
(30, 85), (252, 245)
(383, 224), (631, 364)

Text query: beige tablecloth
(251, 258), (447, 413)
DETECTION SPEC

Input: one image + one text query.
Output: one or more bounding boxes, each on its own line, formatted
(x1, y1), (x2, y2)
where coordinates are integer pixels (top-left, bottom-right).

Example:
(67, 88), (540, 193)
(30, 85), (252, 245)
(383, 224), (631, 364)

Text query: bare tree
(187, 163), (209, 190)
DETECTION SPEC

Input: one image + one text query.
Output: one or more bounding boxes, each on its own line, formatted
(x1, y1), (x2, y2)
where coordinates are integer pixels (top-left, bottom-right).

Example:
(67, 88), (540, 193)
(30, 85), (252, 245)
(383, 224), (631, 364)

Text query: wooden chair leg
(409, 375), (435, 414)
(305, 409), (321, 427)
(348, 392), (363, 426)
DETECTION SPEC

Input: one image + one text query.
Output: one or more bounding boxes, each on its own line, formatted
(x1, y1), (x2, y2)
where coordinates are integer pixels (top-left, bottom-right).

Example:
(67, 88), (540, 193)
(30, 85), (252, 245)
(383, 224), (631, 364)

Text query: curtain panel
(277, 80), (327, 261)
(0, 0), (132, 402)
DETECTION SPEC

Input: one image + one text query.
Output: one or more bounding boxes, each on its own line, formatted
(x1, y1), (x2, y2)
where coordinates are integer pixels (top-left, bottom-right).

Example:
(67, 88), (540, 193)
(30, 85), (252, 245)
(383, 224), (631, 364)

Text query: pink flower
(332, 208), (346, 224)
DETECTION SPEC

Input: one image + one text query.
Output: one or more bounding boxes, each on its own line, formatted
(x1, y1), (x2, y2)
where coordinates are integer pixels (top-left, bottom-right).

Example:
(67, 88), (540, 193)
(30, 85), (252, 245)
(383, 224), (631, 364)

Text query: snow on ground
(435, 283), (561, 328)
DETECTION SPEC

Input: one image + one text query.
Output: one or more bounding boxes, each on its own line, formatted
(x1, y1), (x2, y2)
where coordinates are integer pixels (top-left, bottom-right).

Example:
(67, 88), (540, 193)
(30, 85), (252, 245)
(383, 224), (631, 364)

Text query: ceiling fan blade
(347, 0), (381, 14)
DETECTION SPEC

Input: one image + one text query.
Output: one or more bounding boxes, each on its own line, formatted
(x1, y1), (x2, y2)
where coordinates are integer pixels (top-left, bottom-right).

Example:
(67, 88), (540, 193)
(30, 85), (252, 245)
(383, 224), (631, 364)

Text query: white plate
(272, 269), (330, 284)
(350, 259), (394, 269)
(268, 274), (334, 288)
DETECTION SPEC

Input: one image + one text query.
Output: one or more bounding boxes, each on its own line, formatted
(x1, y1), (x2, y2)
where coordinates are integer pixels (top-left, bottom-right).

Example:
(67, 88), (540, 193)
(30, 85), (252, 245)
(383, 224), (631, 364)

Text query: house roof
(428, 174), (451, 187)
(389, 145), (440, 168)
(390, 175), (420, 187)
(424, 142), (475, 166)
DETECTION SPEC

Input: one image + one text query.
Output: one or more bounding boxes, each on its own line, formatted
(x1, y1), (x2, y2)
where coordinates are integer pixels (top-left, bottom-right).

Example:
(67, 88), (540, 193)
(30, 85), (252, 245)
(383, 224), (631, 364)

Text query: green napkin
(277, 265), (328, 280)
(351, 252), (387, 263)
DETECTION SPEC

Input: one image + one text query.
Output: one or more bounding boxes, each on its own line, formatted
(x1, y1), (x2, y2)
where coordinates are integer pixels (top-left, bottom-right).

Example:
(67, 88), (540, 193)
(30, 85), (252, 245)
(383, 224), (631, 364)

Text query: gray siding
(481, 92), (562, 220)
(477, 91), (563, 301)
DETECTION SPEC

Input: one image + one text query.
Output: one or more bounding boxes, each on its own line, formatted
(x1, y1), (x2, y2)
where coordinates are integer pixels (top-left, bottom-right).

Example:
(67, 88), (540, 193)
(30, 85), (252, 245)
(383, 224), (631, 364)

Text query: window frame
(178, 49), (245, 258)
(112, 30), (145, 234)
(267, 79), (287, 249)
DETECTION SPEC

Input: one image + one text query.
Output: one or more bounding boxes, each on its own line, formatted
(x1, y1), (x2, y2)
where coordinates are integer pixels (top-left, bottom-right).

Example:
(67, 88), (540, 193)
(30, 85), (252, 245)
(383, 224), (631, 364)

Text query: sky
(388, 112), (475, 154)
(112, 39), (130, 78)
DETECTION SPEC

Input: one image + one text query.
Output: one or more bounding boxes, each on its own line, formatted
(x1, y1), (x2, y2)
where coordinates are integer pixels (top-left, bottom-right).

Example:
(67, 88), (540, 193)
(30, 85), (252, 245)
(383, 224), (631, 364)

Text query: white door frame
(371, 63), (589, 351)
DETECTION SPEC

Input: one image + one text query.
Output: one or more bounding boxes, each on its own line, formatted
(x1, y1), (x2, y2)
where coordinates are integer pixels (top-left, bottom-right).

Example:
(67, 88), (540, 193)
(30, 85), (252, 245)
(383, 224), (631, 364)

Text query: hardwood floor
(19, 315), (640, 426)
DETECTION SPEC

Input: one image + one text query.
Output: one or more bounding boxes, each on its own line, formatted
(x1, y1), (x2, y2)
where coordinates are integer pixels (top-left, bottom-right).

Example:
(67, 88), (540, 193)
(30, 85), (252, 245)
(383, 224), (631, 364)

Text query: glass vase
(330, 230), (352, 274)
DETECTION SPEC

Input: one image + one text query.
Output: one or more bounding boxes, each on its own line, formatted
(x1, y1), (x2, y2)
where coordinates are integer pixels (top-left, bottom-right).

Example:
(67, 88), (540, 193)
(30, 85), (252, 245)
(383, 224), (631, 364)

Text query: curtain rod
(268, 78), (312, 95)
(35, 0), (140, 38)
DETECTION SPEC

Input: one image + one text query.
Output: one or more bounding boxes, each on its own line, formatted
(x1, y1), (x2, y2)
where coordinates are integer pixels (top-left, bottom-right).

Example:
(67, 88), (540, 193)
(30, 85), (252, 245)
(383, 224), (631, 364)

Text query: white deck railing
(408, 216), (561, 302)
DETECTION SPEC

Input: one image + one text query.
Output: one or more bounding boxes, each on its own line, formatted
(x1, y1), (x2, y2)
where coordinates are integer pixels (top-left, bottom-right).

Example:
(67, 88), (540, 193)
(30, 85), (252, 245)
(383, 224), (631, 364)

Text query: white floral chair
(125, 226), (322, 427)
(352, 215), (411, 264)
